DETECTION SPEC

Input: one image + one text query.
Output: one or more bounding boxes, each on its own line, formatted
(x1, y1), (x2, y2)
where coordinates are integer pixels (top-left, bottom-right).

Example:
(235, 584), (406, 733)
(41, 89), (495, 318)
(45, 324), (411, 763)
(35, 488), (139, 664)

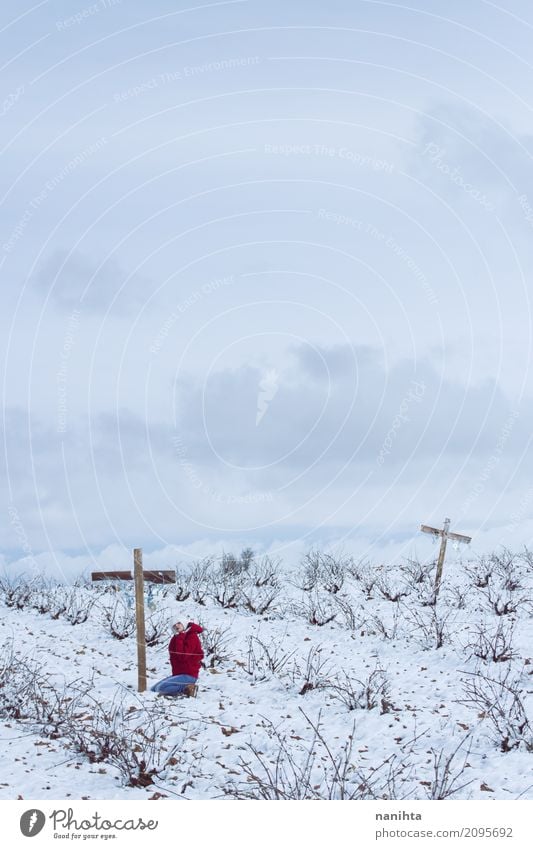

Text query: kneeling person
(151, 620), (204, 696)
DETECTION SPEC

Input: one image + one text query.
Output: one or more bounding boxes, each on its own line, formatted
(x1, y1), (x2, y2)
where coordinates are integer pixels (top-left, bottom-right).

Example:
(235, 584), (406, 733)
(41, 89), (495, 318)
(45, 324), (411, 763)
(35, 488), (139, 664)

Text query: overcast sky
(2, 0), (533, 579)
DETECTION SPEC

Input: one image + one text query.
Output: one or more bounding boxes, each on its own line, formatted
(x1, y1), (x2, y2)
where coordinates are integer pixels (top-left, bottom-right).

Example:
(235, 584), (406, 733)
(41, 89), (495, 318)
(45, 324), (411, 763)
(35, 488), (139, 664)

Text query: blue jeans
(150, 674), (197, 695)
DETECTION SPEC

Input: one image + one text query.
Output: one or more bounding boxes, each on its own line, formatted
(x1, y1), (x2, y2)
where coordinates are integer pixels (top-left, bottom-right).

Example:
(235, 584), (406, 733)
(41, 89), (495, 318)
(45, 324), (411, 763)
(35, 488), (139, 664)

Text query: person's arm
(168, 635), (178, 673)
(187, 633), (204, 670)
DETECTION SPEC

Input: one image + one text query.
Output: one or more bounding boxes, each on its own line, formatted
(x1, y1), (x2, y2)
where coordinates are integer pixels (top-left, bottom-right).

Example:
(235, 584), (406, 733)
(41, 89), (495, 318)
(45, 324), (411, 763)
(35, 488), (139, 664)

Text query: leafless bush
(355, 563), (378, 599)
(291, 645), (332, 695)
(459, 666), (532, 752)
(465, 620), (516, 663)
(0, 642), (39, 720)
(327, 665), (392, 713)
(376, 566), (410, 602)
(225, 709), (408, 800)
(295, 551), (349, 594)
(172, 569), (192, 602)
(30, 580), (56, 615)
(200, 624), (231, 668)
(443, 583), (470, 610)
(464, 555), (494, 588)
(481, 583), (529, 617)
(0, 644), (90, 736)
(247, 555), (281, 588)
(243, 636), (295, 680)
(294, 552), (320, 592)
(297, 590), (337, 626)
(318, 553), (347, 594)
(48, 586), (70, 620)
(211, 572), (241, 609)
(491, 549), (527, 591)
(0, 643), (186, 789)
(26, 675), (93, 739)
(424, 734), (475, 799)
(145, 610), (169, 646)
(368, 605), (403, 641)
(401, 558), (433, 586)
(63, 588), (96, 625)
(241, 583), (281, 615)
(101, 598), (136, 640)
(64, 693), (184, 787)
(332, 595), (364, 630)
(403, 603), (455, 650)
(189, 558), (214, 606)
(0, 574), (36, 610)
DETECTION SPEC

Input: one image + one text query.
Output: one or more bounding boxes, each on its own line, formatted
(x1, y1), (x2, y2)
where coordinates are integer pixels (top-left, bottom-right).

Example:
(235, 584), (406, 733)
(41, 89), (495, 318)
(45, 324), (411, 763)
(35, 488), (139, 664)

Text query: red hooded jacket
(169, 622), (204, 678)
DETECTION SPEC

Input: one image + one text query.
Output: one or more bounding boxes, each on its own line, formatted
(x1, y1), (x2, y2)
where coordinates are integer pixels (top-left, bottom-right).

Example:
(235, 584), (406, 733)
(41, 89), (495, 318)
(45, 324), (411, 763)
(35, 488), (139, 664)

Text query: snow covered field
(0, 551), (531, 801)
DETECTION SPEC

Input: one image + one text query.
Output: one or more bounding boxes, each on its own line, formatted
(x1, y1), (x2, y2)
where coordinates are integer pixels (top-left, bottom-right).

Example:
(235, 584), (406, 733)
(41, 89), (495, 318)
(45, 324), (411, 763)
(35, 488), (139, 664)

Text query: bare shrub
(491, 549), (527, 591)
(333, 595), (364, 630)
(318, 553), (347, 594)
(459, 666), (532, 752)
(220, 549), (252, 578)
(424, 734), (475, 799)
(298, 590), (337, 626)
(376, 566), (410, 602)
(240, 556), (282, 615)
(101, 598), (136, 640)
(173, 568), (192, 602)
(465, 620), (516, 663)
(65, 694), (183, 787)
(208, 551), (264, 609)
(0, 644), (91, 736)
(443, 583), (470, 610)
(291, 645), (332, 695)
(327, 665), (391, 712)
(482, 583), (529, 617)
(401, 558), (433, 586)
(145, 610), (169, 646)
(64, 588), (96, 625)
(27, 675), (93, 739)
(356, 563), (378, 599)
(0, 574), (36, 610)
(368, 605), (403, 641)
(0, 642), (39, 720)
(189, 558), (214, 606)
(242, 585), (280, 615)
(30, 580), (56, 615)
(244, 636), (295, 680)
(247, 555), (281, 587)
(403, 603), (455, 650)
(200, 624), (231, 668)
(211, 572), (241, 609)
(225, 709), (408, 800)
(464, 556), (494, 589)
(49, 586), (70, 620)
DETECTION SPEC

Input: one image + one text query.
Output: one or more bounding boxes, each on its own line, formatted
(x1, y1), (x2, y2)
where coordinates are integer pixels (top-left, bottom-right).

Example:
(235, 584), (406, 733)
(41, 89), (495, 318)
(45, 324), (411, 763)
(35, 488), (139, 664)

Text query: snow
(0, 554), (531, 801)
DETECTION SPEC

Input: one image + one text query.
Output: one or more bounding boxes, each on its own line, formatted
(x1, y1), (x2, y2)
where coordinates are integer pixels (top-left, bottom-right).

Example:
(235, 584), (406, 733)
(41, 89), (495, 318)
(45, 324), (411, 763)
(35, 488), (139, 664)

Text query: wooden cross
(91, 553), (176, 692)
(420, 517), (471, 601)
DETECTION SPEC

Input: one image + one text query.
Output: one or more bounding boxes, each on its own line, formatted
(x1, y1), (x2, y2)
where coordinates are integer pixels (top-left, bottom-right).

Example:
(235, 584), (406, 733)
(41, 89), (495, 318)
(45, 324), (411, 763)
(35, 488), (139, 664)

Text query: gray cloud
(34, 250), (153, 314)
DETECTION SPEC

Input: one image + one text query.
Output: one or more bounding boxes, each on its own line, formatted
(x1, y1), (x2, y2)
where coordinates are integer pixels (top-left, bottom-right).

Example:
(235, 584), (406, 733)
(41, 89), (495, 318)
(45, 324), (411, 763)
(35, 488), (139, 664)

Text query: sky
(2, 0), (533, 579)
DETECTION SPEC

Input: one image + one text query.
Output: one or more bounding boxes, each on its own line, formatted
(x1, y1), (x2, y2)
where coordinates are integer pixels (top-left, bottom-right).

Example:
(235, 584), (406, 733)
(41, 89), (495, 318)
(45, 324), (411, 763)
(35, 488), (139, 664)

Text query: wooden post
(133, 548), (147, 692)
(434, 517), (450, 599)
(420, 517), (472, 602)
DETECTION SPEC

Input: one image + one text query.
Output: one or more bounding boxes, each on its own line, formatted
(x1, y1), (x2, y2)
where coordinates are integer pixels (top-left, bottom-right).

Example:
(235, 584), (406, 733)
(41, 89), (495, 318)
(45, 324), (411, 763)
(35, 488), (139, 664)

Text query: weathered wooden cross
(420, 517), (471, 601)
(91, 550), (176, 692)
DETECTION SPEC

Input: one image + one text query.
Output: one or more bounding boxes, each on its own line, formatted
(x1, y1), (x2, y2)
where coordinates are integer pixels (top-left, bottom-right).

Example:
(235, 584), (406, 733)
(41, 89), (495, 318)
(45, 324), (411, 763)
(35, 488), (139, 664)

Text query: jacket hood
(186, 622), (203, 634)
